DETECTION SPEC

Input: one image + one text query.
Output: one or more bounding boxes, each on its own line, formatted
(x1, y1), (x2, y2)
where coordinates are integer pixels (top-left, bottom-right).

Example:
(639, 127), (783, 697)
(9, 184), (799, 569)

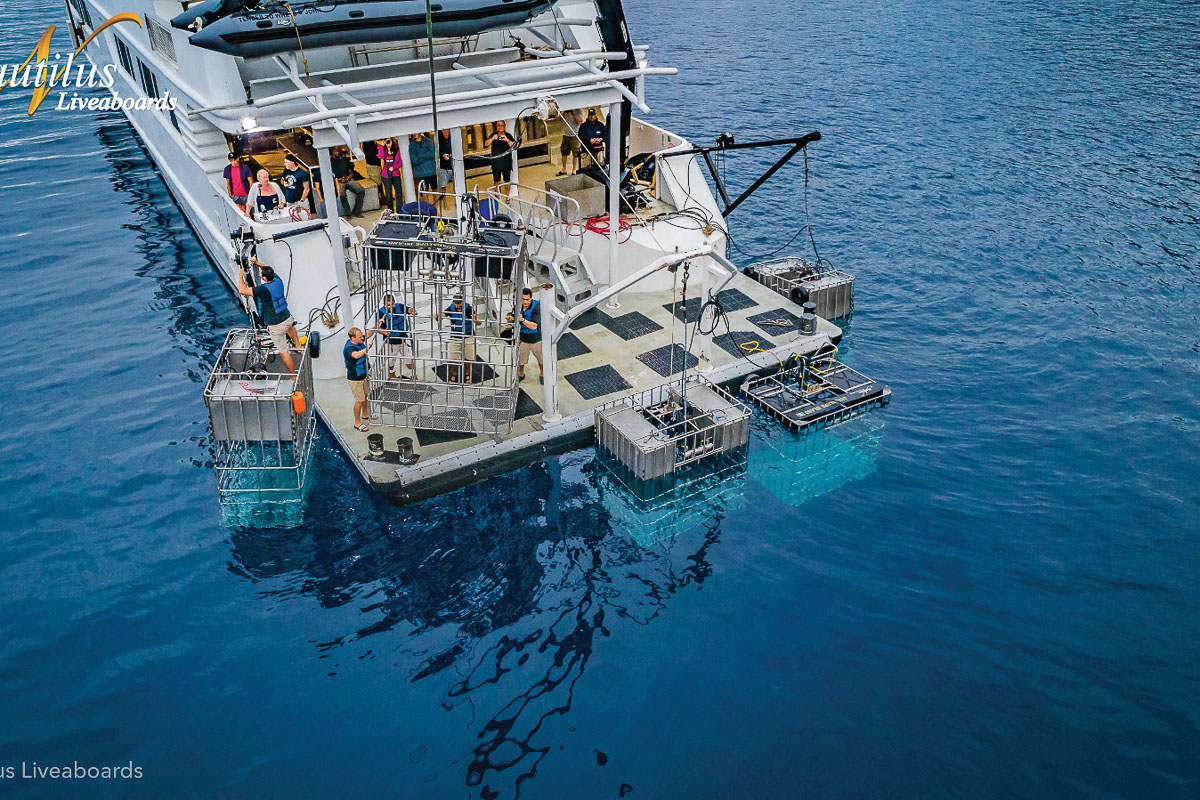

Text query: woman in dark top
(485, 120), (516, 188)
(245, 169), (285, 219)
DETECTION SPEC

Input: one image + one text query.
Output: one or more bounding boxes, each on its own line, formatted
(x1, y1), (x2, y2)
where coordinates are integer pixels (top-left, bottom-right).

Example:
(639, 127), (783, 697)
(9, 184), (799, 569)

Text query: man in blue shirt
(237, 258), (299, 375)
(343, 326), (377, 432)
(375, 293), (418, 380)
(279, 154), (311, 207)
(507, 287), (543, 383)
(435, 292), (479, 384)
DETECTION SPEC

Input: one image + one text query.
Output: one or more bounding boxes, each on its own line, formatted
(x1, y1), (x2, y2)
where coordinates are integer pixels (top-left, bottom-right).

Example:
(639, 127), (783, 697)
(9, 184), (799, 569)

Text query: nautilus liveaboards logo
(1, 13), (176, 116)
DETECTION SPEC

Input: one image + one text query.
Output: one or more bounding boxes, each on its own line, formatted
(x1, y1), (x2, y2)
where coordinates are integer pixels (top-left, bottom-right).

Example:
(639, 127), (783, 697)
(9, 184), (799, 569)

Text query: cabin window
(146, 18), (177, 67)
(137, 58), (159, 99)
(113, 36), (134, 77)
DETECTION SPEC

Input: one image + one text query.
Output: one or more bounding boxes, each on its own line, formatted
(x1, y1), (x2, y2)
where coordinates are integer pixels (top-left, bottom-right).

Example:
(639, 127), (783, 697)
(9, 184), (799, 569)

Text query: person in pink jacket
(377, 138), (403, 212)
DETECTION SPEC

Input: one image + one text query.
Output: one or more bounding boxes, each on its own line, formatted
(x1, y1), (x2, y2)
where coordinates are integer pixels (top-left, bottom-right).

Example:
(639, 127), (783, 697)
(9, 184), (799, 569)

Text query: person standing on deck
(374, 293), (417, 379)
(332, 147), (364, 217)
(279, 154), (311, 208)
(377, 138), (403, 214)
(435, 292), (479, 384)
(409, 133), (437, 204)
(224, 152), (251, 207)
(485, 120), (516, 188)
(245, 169), (286, 219)
(437, 129), (454, 215)
(577, 108), (608, 168)
(237, 258), (299, 375)
(343, 327), (377, 432)
(557, 108), (583, 175)
(507, 287), (543, 383)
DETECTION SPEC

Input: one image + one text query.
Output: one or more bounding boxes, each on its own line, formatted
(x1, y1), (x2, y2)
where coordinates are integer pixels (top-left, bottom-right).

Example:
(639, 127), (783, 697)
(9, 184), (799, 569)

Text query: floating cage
(594, 377), (751, 482)
(749, 415), (883, 507)
(204, 329), (315, 507)
(746, 256), (854, 320)
(740, 345), (890, 433)
(361, 214), (526, 435)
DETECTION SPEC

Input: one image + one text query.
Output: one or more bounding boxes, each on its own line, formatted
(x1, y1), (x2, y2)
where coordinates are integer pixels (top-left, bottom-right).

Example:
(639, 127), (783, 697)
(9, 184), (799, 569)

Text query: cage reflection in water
(361, 214), (527, 434)
(596, 448), (748, 548)
(204, 329), (315, 508)
(749, 415), (883, 507)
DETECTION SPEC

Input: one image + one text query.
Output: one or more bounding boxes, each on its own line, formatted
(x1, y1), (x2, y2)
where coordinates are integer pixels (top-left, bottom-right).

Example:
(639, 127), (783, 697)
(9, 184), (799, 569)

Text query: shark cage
(361, 211), (529, 436)
(204, 329), (316, 508)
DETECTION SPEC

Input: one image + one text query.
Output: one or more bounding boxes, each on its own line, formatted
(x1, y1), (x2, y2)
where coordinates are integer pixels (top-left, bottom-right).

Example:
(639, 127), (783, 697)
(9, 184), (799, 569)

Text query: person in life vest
(237, 258), (299, 375)
(375, 293), (418, 379)
(435, 291), (479, 384)
(506, 287), (543, 383)
(343, 326), (377, 432)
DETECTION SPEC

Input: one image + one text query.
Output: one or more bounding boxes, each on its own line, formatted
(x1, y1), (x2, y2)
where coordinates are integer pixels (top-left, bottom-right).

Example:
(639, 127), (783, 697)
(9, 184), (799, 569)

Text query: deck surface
(312, 269), (841, 501)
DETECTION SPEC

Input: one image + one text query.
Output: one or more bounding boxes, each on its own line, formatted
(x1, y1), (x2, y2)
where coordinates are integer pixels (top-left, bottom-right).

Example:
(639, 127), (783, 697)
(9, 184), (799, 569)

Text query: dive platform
(310, 269), (843, 504)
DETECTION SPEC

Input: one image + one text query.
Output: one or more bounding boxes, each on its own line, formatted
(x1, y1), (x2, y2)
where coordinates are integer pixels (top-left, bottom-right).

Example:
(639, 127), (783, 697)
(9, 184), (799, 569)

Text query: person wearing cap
(577, 108), (608, 167)
(435, 292), (479, 384)
(507, 287), (543, 383)
(373, 293), (417, 379)
(224, 152), (251, 206)
(279, 154), (311, 207)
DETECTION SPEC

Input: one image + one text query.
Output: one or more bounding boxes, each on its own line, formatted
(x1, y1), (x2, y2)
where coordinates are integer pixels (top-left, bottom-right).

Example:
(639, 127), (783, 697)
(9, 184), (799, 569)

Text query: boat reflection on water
(226, 452), (733, 798)
(748, 415), (884, 507)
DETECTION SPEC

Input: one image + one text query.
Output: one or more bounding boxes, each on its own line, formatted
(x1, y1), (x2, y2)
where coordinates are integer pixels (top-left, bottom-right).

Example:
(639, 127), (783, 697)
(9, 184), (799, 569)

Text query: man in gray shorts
(237, 258), (299, 375)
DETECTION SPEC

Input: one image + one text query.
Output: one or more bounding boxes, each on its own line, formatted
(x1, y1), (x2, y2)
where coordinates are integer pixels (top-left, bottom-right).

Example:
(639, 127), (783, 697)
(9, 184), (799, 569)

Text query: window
(146, 18), (177, 67)
(137, 59), (158, 99)
(113, 36), (134, 77)
(68, 0), (93, 29)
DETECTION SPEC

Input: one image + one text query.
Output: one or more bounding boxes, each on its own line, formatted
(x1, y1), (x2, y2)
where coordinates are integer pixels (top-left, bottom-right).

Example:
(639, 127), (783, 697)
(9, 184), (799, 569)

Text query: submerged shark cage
(746, 256), (854, 320)
(361, 215), (526, 435)
(595, 376), (752, 484)
(204, 329), (316, 505)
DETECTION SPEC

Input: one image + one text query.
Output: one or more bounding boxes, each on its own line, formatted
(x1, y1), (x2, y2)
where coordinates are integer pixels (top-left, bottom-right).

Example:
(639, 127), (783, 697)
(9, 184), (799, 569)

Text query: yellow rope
(282, 2), (312, 87)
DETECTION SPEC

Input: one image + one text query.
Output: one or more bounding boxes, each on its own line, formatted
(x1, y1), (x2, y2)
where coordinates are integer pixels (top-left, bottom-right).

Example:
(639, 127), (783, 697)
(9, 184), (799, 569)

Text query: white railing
(486, 184), (594, 295)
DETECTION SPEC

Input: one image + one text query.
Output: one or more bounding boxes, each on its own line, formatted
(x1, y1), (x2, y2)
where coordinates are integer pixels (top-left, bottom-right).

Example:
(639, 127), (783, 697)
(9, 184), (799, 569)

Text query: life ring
(289, 205), (312, 222)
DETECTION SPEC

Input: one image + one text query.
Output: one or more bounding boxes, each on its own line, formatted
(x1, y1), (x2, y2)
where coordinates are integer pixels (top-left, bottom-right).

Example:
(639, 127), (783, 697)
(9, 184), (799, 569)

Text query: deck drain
(713, 330), (773, 358)
(747, 307), (803, 335)
(662, 288), (757, 323)
(636, 343), (699, 377)
(600, 311), (663, 341)
(564, 364), (632, 400)
(557, 331), (591, 360)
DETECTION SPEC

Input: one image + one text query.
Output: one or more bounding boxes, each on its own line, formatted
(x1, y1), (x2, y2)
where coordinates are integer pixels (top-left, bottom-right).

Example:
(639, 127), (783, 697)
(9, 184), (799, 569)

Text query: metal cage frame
(360, 214), (528, 435)
(204, 328), (316, 505)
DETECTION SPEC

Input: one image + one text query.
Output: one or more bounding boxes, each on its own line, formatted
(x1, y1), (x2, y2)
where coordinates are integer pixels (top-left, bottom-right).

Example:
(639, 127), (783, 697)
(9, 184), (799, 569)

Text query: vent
(146, 18), (176, 67)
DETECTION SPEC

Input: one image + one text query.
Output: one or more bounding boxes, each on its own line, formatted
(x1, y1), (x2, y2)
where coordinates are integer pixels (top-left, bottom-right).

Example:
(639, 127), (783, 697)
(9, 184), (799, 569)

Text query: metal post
(508, 117), (519, 191)
(697, 260), (714, 372)
(605, 102), (622, 309)
(399, 134), (416, 203)
(316, 146), (355, 332)
(539, 282), (560, 422)
(451, 127), (466, 222)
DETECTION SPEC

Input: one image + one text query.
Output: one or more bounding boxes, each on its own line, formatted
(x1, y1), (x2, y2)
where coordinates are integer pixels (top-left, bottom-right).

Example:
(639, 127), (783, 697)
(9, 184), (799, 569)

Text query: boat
(173, 0), (562, 58)
(68, 0), (886, 508)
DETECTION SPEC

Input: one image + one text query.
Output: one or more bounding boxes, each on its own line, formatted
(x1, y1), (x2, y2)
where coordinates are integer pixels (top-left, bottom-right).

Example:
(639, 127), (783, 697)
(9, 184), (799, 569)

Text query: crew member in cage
(343, 326), (377, 432)
(436, 292), (479, 384)
(375, 293), (418, 380)
(237, 258), (299, 375)
(507, 287), (543, 384)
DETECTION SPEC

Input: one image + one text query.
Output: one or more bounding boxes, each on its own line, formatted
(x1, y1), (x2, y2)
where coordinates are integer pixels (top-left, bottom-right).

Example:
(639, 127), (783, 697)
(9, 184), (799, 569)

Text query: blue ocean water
(1, 0), (1198, 796)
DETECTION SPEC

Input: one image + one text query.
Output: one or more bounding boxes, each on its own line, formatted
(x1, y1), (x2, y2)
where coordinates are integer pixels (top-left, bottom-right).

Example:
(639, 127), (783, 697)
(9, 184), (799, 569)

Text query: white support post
(539, 282), (560, 422)
(399, 135), (416, 204)
(316, 146), (355, 334)
(697, 260), (714, 372)
(451, 128), (467, 223)
(605, 102), (622, 309)
(508, 117), (519, 191)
